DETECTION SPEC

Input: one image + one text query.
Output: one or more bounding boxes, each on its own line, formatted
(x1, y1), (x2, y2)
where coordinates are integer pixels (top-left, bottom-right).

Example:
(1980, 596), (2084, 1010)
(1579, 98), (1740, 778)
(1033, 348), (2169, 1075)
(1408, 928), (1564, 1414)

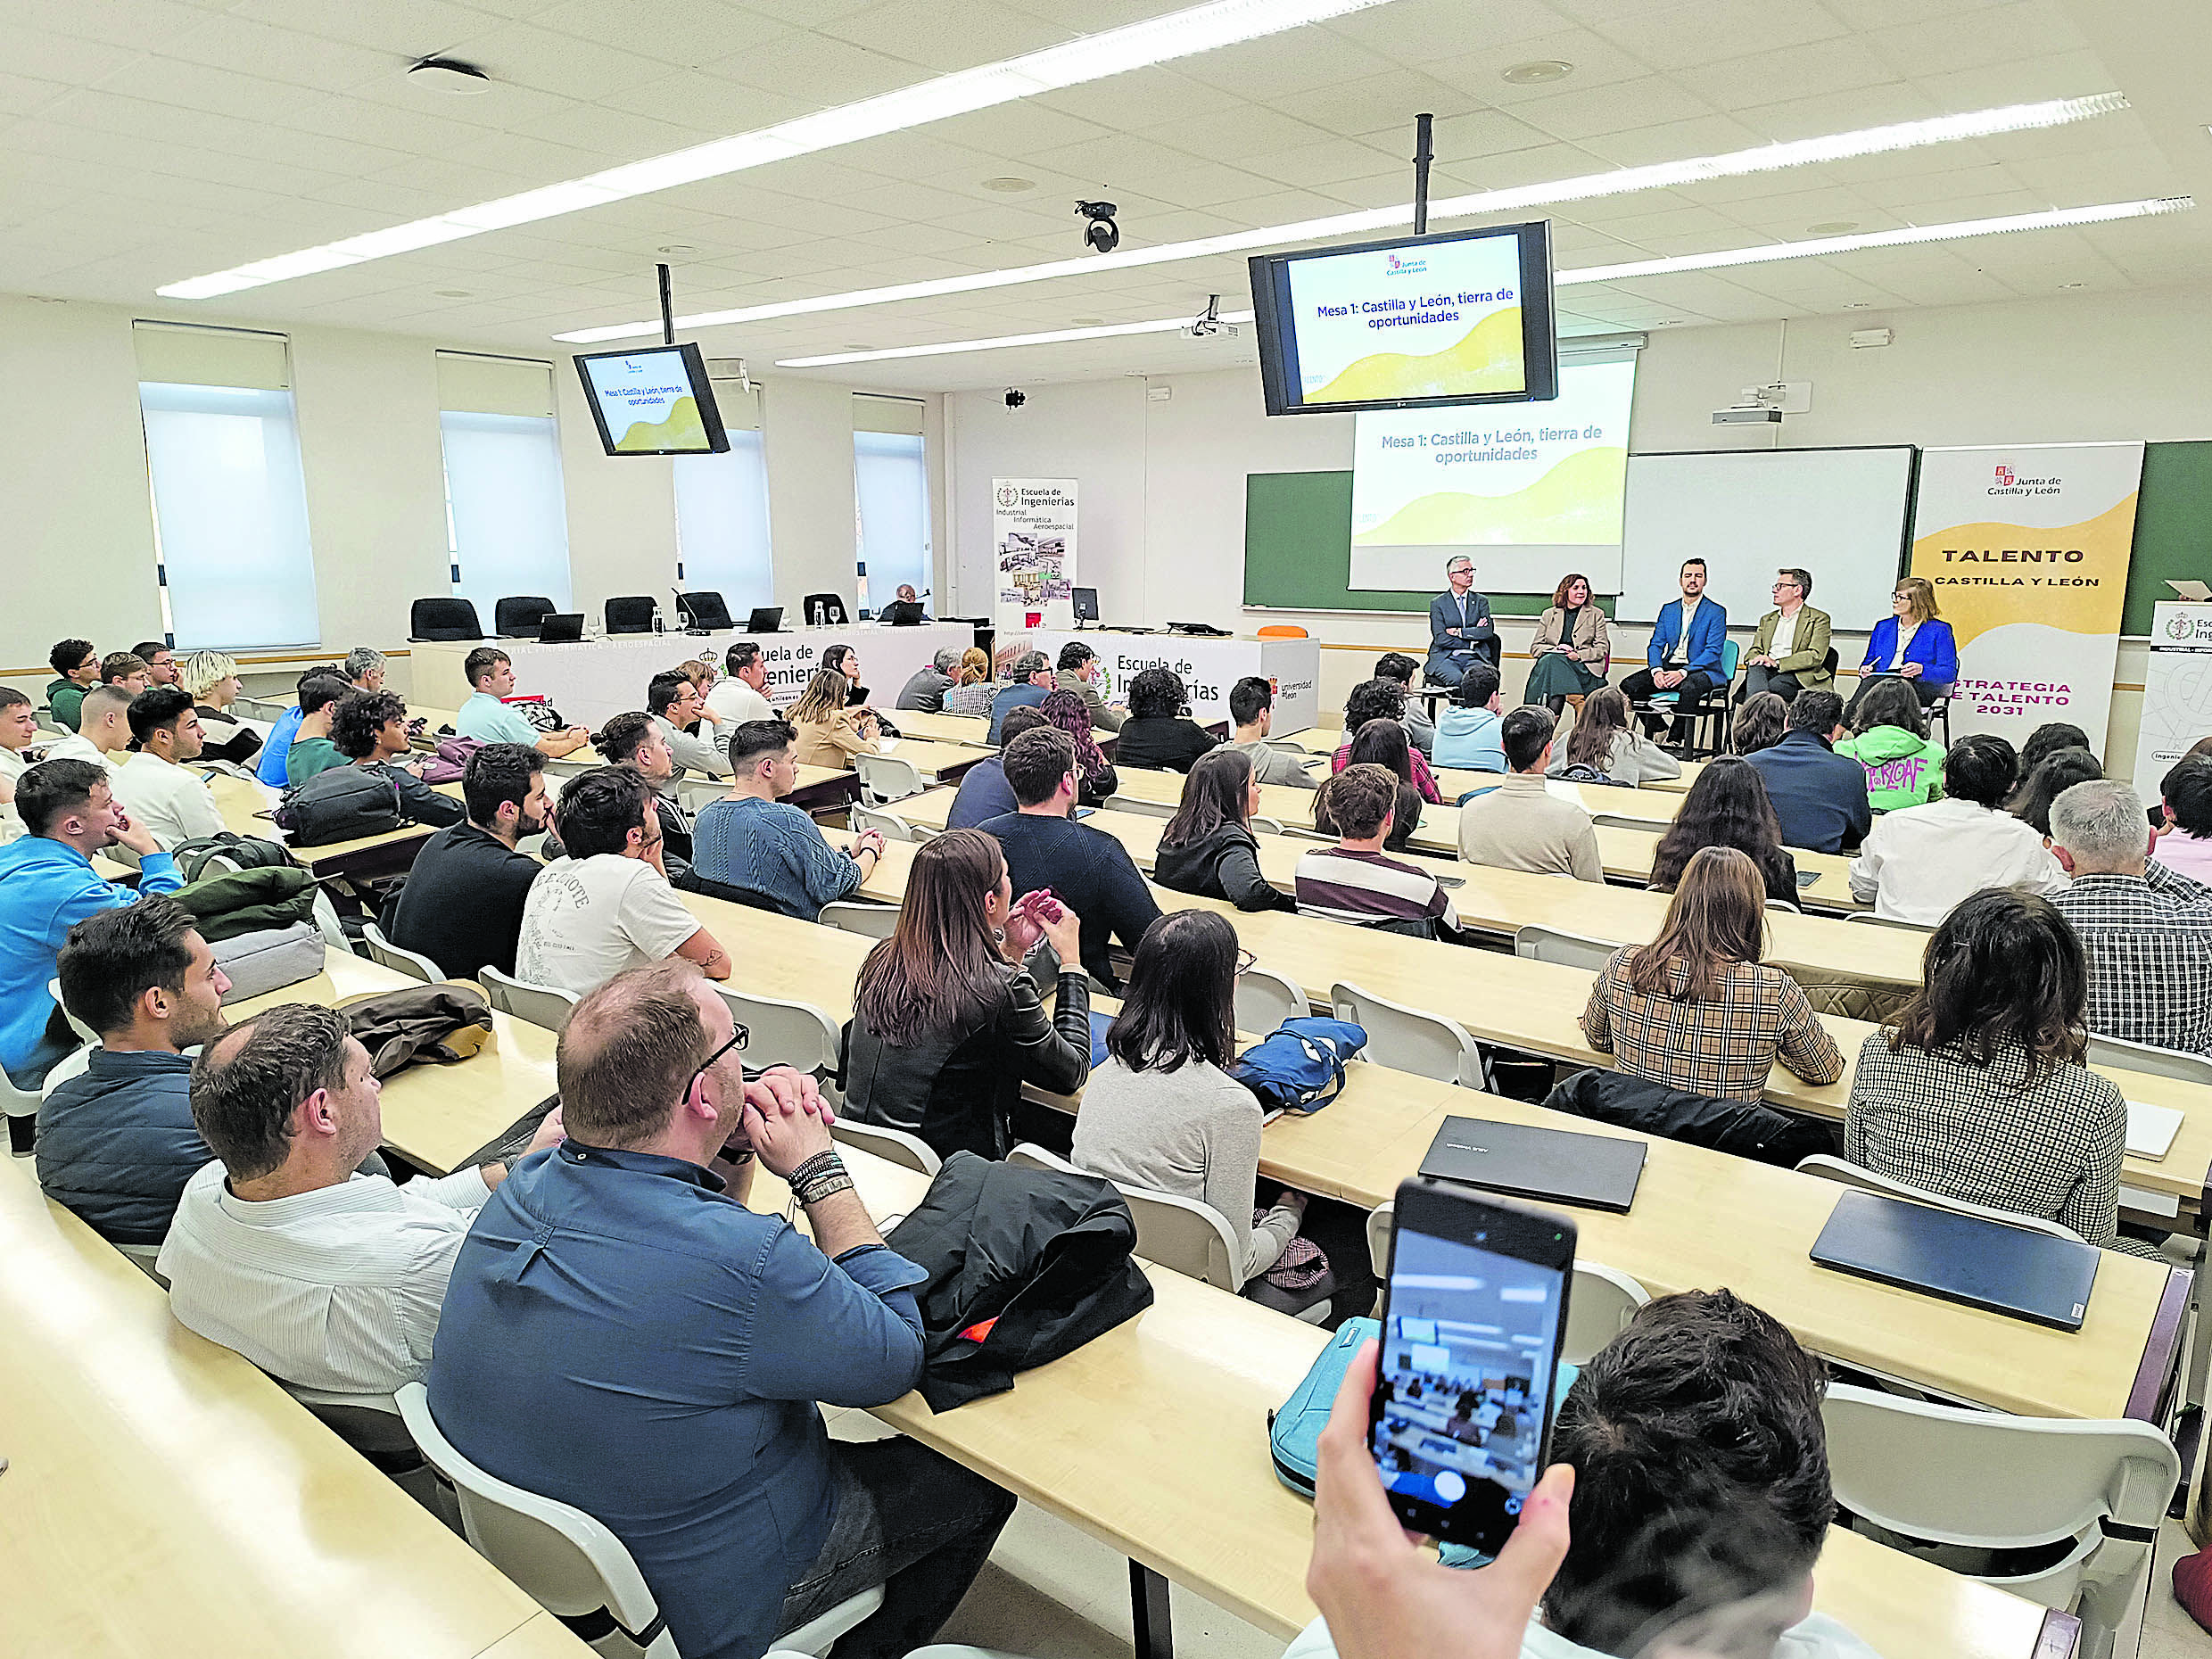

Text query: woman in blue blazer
(1845, 575), (1957, 722)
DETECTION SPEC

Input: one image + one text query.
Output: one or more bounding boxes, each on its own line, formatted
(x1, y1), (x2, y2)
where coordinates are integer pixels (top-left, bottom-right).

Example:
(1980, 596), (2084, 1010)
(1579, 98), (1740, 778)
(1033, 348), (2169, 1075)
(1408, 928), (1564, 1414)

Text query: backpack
(169, 830), (299, 884)
(1227, 1017), (1367, 1113)
(1267, 1316), (1379, 1496)
(1549, 762), (1614, 785)
(417, 734), (485, 786)
(276, 765), (405, 846)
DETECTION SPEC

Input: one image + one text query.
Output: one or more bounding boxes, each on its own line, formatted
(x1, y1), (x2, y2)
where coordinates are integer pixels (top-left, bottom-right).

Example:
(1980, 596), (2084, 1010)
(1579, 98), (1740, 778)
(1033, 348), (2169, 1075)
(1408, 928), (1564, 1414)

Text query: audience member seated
(178, 650), (263, 765)
(648, 672), (732, 778)
(100, 651), (151, 698)
(2022, 720), (2096, 775)
(986, 650), (1055, 744)
(1583, 846), (1845, 1103)
(0, 760), (182, 1085)
(1105, 666), (1222, 776)
(1547, 685), (1678, 787)
(282, 675), (352, 788)
(669, 658), (722, 731)
(1055, 640), (1126, 732)
(942, 647), (996, 718)
(455, 647), (590, 758)
(1317, 719), (1425, 854)
(0, 689), (37, 844)
(428, 962), (1014, 1659)
(879, 581), (928, 624)
(2047, 779), (2212, 1056)
(44, 683), (133, 776)
(252, 664), (338, 786)
(693, 719), (883, 919)
(1845, 888), (2154, 1252)
(1729, 689), (1789, 757)
(343, 646), (387, 692)
(1371, 652), (1436, 755)
(1649, 756), (1800, 905)
(1036, 688), (1117, 807)
(1847, 575), (1957, 718)
(161, 1003), (565, 1391)
(1850, 734), (2063, 925)
(45, 637), (100, 731)
(327, 691), (466, 830)
(1296, 765), (1462, 939)
(2007, 746), (2101, 838)
(586, 710), (698, 872)
(938, 708), (1040, 831)
(1222, 675), (1317, 789)
(37, 896), (229, 1243)
(130, 641), (179, 688)
(1743, 691), (1873, 856)
(384, 743), (548, 981)
(1739, 566), (1834, 705)
(846, 828), (1091, 1160)
(1457, 706), (1603, 883)
(706, 641), (774, 725)
(1074, 910), (1308, 1281)
(1286, 1288), (1864, 1659)
(2160, 755), (2212, 884)
(111, 687), (224, 851)
(820, 644), (871, 709)
(1432, 663), (1506, 773)
(517, 768), (730, 994)
(1154, 748), (1297, 912)
(1331, 678), (1440, 801)
(978, 726), (1161, 989)
(787, 667), (880, 768)
(1834, 676), (1945, 812)
(895, 648), (962, 713)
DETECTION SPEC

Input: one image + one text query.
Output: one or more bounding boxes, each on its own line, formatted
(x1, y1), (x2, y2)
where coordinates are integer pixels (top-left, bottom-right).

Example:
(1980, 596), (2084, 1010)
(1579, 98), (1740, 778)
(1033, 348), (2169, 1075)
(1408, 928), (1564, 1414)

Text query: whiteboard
(1618, 447), (1917, 626)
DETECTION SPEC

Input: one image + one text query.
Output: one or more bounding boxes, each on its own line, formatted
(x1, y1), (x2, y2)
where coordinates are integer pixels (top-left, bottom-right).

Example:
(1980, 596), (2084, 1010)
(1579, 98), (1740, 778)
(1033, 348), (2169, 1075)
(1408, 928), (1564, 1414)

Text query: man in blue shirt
(0, 759), (184, 1086)
(454, 646), (591, 758)
(1621, 557), (1729, 743)
(984, 650), (1054, 744)
(945, 706), (1048, 830)
(1424, 556), (1498, 688)
(253, 663), (343, 786)
(427, 962), (1014, 1659)
(691, 719), (886, 918)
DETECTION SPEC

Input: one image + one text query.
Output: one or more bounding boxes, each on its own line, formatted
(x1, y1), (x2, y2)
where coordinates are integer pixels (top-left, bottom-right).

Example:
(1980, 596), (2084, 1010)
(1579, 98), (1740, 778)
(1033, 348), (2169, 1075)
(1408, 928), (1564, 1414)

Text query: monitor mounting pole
(1411, 112), (1433, 235)
(657, 261), (675, 346)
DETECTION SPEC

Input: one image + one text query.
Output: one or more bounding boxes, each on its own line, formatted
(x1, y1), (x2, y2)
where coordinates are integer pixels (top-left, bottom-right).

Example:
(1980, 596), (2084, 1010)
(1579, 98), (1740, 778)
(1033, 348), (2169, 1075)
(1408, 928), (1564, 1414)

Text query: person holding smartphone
(843, 828), (1092, 1160)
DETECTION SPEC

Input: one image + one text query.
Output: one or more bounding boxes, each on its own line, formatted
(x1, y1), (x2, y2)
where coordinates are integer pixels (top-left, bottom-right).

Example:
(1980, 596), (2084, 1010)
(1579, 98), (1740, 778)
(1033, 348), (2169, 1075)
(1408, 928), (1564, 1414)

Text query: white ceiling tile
(1504, 75), (1714, 141)
(1317, 0), (1575, 67)
(0, 18), (151, 84)
(436, 21), (676, 99)
(607, 69), (809, 132)
(1727, 80), (1940, 143)
(220, 0), (510, 57)
(160, 15), (402, 93)
(1575, 112), (1768, 167)
(29, 0), (212, 53)
(532, 0), (792, 65)
(1905, 51), (2114, 110)
(89, 55), (342, 124)
(815, 0), (1070, 72)
(1131, 104), (1333, 165)
(1602, 0), (1851, 70)
(920, 98), (1113, 158)
(706, 32), (927, 103)
(1266, 67), (1479, 142)
(1236, 134), (1410, 189)
(1437, 29), (1656, 103)
(1674, 37), (1899, 107)
(1031, 69), (1214, 132)
(1821, 0), (2009, 29)
(1869, 1), (2087, 78)
(1173, 28), (1401, 101)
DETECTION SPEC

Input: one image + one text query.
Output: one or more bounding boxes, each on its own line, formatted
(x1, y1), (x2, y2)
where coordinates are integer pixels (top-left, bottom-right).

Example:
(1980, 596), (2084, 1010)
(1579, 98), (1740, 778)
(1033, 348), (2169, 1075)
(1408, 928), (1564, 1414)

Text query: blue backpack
(1227, 1017), (1366, 1113)
(1267, 1316), (1378, 1497)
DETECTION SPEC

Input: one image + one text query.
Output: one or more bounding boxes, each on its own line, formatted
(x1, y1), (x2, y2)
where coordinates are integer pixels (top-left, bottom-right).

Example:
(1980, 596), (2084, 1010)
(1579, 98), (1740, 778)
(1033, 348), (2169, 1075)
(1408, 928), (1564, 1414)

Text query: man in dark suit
(1744, 690), (1873, 854)
(1424, 557), (1497, 688)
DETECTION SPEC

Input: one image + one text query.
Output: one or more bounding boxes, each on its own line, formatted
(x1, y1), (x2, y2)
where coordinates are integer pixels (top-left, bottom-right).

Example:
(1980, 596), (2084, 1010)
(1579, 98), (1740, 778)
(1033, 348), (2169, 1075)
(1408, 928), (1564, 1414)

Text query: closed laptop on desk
(1810, 1189), (2101, 1331)
(1418, 1116), (1647, 1213)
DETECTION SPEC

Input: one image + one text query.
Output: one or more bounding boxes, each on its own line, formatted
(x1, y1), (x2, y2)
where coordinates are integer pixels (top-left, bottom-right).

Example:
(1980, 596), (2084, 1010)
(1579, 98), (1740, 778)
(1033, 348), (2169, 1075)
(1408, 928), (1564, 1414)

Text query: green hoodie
(1836, 724), (1945, 812)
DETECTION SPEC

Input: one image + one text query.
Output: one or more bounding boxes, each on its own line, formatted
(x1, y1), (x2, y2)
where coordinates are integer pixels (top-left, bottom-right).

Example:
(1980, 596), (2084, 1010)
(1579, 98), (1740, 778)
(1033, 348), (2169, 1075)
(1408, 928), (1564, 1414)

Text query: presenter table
(412, 623), (976, 731)
(1015, 628), (1321, 735)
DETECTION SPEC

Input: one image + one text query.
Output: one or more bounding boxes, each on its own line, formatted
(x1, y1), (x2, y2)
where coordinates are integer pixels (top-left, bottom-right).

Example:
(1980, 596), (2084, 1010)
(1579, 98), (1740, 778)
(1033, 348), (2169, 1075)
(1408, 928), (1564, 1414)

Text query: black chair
(676, 590), (732, 631)
(409, 598), (483, 641)
(494, 596), (556, 638)
(605, 596), (657, 635)
(802, 592), (849, 627)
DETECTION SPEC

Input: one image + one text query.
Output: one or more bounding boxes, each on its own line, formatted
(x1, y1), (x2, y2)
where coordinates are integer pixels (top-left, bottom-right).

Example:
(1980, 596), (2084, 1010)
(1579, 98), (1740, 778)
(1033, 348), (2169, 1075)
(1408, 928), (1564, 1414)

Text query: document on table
(2125, 1100), (2183, 1160)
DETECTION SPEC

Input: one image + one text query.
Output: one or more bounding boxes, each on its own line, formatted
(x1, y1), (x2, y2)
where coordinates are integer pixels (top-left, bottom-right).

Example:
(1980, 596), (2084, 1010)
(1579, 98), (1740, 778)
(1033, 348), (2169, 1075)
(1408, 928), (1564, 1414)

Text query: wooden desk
(206, 771), (435, 880)
(1597, 823), (1864, 913)
(1432, 769), (1684, 825)
(879, 737), (991, 782)
(0, 1155), (590, 1659)
(883, 709), (995, 747)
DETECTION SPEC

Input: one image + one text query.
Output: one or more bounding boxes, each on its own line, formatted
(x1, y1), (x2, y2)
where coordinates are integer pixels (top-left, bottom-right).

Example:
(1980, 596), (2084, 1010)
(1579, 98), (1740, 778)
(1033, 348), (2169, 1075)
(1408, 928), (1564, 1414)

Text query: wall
(945, 283), (2212, 778)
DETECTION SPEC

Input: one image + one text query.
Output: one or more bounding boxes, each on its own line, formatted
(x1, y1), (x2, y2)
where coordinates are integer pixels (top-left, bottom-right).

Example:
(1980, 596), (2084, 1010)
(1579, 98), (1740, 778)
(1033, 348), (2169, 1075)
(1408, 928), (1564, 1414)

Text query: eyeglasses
(687, 1024), (749, 1095)
(1234, 949), (1258, 976)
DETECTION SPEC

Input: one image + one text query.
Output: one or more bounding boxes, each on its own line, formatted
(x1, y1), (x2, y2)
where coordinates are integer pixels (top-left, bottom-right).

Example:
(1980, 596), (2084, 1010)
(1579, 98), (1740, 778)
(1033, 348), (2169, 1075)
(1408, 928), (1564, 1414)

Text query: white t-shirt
(43, 731), (120, 776)
(516, 854), (702, 995)
(706, 679), (773, 725)
(1283, 1610), (1879, 1659)
(111, 750), (226, 851)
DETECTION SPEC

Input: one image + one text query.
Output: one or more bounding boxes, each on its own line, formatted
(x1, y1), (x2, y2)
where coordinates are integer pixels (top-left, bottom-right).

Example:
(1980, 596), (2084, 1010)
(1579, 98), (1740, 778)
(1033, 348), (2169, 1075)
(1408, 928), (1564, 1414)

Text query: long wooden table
(875, 736), (991, 782)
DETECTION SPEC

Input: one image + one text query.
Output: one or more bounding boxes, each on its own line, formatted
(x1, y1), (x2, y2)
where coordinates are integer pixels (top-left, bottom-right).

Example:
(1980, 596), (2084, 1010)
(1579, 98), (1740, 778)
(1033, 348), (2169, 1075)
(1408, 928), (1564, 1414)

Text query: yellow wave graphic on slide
(613, 394), (708, 451)
(1310, 306), (1526, 403)
(1907, 493), (2139, 644)
(1355, 446), (1627, 547)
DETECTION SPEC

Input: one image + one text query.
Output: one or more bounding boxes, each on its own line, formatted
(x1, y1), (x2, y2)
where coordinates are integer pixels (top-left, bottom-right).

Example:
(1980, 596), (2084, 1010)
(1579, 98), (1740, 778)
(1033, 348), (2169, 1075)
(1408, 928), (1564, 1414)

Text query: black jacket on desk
(1152, 822), (1295, 912)
(1744, 730), (1875, 855)
(844, 961), (1092, 1161)
(1111, 715), (1220, 774)
(977, 809), (1163, 988)
(385, 821), (541, 980)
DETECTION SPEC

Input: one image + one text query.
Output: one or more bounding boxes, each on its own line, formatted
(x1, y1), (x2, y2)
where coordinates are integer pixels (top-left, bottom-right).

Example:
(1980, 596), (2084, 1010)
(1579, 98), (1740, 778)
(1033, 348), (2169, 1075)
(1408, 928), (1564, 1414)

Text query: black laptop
(1810, 1188), (2101, 1331)
(747, 606), (784, 633)
(537, 612), (584, 643)
(1418, 1116), (1647, 1214)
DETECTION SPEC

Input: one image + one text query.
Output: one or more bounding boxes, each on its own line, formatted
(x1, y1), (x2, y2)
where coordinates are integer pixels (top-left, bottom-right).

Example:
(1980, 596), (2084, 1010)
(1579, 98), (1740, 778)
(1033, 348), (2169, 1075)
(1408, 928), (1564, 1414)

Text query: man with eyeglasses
(426, 960), (1015, 1659)
(1424, 557), (1498, 689)
(1739, 566), (1834, 706)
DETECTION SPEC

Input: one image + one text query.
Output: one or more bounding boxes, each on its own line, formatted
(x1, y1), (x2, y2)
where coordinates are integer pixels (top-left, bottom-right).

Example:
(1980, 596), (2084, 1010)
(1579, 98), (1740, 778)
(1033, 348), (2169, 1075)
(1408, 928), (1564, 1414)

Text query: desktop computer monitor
(1072, 586), (1099, 623)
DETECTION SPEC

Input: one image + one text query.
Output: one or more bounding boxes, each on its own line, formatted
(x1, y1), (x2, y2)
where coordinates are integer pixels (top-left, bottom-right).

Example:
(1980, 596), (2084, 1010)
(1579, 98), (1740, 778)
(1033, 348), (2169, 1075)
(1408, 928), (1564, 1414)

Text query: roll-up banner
(2134, 601), (2212, 791)
(1907, 443), (2143, 745)
(993, 477), (1077, 632)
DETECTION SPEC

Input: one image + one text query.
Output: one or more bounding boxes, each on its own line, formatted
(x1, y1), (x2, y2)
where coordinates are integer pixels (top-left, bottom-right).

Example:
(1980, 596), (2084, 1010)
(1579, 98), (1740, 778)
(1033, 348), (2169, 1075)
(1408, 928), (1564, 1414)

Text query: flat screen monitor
(747, 606), (784, 633)
(574, 342), (730, 456)
(1072, 586), (1099, 622)
(1249, 221), (1558, 416)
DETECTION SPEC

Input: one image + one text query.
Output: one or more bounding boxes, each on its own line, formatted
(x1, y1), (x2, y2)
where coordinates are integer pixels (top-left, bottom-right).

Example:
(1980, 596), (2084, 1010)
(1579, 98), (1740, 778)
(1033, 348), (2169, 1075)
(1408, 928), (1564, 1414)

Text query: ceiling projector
(1713, 404), (1785, 425)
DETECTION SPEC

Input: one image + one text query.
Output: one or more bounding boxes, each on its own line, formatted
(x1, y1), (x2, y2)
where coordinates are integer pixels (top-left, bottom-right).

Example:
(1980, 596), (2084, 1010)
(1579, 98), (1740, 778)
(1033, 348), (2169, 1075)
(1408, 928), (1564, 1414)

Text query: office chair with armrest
(605, 596), (657, 635)
(410, 598), (483, 642)
(494, 596), (557, 639)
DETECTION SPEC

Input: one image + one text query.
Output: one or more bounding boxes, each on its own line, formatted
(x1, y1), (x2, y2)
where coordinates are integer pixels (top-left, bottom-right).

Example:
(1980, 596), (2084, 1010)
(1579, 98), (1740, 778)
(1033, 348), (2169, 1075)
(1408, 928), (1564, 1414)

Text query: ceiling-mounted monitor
(574, 341), (730, 455)
(1249, 221), (1558, 416)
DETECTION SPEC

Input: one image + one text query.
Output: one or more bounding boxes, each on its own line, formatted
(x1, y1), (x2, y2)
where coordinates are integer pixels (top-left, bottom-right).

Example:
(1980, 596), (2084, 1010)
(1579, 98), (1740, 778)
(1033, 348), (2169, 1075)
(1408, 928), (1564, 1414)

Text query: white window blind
(673, 429), (773, 614)
(854, 420), (929, 618)
(438, 353), (570, 614)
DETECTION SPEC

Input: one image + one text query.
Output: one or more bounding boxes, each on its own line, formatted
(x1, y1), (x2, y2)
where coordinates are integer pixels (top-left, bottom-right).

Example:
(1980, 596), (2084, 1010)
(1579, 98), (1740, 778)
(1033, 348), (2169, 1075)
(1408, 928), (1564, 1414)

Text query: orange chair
(1257, 624), (1308, 639)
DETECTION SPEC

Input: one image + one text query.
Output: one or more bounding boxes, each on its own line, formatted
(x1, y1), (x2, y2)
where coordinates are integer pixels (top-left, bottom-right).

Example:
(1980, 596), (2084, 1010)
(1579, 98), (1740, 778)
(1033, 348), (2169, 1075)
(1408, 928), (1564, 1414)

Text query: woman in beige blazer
(1741, 566), (1834, 703)
(786, 667), (880, 768)
(1523, 572), (1613, 714)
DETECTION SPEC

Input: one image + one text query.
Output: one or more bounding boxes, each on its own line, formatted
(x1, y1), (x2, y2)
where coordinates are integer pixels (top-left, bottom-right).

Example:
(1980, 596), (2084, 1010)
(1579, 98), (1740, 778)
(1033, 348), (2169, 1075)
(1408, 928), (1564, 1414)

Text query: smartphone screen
(1369, 1179), (1575, 1552)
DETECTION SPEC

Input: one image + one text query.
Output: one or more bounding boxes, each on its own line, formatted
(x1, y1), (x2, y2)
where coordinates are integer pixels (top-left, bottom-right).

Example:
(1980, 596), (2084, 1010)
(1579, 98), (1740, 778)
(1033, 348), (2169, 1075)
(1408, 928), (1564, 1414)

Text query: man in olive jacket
(1738, 566), (1833, 706)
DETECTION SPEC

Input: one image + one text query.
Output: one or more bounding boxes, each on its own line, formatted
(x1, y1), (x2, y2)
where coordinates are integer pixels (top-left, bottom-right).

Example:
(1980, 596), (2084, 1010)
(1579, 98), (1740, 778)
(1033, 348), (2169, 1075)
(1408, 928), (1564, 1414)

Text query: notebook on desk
(1810, 1189), (2101, 1331)
(2125, 1100), (2183, 1160)
(1418, 1116), (1647, 1213)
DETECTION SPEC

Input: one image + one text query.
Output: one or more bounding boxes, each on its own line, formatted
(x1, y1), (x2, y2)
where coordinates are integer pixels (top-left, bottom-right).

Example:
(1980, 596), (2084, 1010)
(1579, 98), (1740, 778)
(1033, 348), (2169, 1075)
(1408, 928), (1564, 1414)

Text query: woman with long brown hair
(1581, 846), (1843, 1102)
(785, 667), (879, 768)
(1316, 719), (1424, 853)
(1153, 747), (1296, 912)
(844, 828), (1092, 1160)
(1550, 685), (1679, 786)
(1523, 571), (1611, 713)
(1647, 756), (1798, 904)
(1040, 687), (1118, 806)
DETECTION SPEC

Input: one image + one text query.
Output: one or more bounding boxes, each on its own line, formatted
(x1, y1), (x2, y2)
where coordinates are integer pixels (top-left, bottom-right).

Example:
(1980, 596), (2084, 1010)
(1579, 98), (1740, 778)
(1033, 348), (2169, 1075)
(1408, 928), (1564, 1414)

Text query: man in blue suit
(1424, 556), (1497, 688)
(1621, 557), (1728, 742)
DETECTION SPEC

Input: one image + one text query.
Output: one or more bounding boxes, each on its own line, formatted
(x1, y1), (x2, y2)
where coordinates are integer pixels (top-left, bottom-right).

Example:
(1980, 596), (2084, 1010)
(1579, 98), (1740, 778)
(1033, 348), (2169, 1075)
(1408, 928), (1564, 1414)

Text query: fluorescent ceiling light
(153, 0), (1396, 301)
(559, 91), (2128, 343)
(773, 195), (2191, 367)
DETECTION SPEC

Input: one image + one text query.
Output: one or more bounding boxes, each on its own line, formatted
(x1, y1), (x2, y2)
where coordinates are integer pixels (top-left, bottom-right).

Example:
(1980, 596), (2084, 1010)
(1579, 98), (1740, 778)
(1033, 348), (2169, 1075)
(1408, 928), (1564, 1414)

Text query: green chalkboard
(1251, 443), (2212, 633)
(2124, 441), (2212, 635)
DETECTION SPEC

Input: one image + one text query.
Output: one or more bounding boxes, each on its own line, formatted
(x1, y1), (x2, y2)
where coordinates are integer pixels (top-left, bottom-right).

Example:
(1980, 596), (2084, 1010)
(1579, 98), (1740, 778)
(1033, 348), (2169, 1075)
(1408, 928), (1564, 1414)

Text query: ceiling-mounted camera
(1076, 200), (1119, 254)
(1004, 388), (1027, 409)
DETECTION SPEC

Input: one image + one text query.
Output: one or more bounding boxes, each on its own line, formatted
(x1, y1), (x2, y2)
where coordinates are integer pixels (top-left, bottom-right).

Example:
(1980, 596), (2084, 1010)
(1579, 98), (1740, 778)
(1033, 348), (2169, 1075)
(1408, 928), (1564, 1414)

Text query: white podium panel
(1021, 630), (1320, 735)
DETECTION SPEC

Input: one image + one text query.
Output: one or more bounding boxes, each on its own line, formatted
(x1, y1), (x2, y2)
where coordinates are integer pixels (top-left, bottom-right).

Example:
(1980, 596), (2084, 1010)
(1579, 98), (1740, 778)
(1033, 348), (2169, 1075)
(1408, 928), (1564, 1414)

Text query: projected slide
(1349, 358), (1638, 592)
(583, 349), (712, 452)
(1285, 236), (1527, 406)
